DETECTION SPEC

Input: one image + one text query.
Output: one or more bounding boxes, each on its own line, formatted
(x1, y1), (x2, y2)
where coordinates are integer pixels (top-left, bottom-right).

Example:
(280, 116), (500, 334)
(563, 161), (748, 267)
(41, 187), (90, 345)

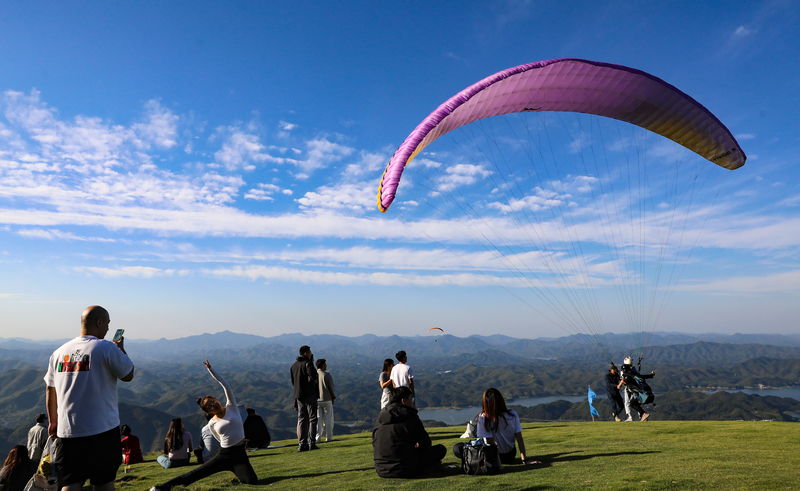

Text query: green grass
(117, 421), (800, 490)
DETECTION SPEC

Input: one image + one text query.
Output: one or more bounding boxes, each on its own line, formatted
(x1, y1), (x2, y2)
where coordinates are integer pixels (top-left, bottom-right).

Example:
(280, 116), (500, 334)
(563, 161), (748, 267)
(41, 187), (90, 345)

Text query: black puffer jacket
(372, 404), (431, 478)
(290, 355), (318, 402)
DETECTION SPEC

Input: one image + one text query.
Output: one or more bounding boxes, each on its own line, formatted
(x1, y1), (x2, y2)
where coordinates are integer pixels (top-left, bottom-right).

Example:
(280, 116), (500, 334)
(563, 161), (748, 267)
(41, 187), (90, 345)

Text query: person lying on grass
(150, 360), (257, 491)
(453, 388), (541, 465)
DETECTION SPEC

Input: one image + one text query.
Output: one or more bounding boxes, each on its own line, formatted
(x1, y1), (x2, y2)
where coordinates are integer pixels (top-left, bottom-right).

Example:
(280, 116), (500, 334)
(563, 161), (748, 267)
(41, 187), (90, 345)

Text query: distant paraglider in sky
(378, 59), (745, 363)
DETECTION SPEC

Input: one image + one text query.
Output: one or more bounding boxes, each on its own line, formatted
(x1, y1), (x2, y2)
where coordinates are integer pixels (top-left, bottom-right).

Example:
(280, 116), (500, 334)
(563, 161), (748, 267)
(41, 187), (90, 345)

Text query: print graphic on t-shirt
(57, 350), (91, 372)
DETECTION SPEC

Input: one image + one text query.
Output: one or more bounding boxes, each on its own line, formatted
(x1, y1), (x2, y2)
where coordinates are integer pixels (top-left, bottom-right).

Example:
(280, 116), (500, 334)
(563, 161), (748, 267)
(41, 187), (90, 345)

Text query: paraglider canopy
(375, 58), (746, 364)
(427, 327), (444, 333)
(378, 58), (745, 212)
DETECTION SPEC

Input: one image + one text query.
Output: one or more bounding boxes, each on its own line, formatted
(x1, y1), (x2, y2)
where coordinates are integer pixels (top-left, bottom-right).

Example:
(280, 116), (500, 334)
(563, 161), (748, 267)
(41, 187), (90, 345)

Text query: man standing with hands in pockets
(45, 305), (134, 491)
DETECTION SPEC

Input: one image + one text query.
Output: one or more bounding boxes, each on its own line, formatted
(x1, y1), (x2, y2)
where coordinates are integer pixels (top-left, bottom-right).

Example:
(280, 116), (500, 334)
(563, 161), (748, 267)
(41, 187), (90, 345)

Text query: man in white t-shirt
(45, 305), (134, 491)
(389, 351), (414, 405)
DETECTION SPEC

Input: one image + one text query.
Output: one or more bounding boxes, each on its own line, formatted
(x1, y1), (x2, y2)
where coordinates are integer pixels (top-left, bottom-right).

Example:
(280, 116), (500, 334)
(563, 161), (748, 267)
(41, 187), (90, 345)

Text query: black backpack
(462, 441), (502, 476)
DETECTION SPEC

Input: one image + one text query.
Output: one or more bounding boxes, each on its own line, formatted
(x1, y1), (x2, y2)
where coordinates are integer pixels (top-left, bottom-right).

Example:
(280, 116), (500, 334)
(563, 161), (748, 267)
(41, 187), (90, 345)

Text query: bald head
(81, 305), (110, 338)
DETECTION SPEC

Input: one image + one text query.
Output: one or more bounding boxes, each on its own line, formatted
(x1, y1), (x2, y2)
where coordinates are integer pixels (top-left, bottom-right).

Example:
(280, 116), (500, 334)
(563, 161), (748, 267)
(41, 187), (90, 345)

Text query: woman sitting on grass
(453, 388), (539, 466)
(121, 424), (144, 465)
(0, 445), (34, 491)
(157, 419), (193, 468)
(150, 361), (257, 491)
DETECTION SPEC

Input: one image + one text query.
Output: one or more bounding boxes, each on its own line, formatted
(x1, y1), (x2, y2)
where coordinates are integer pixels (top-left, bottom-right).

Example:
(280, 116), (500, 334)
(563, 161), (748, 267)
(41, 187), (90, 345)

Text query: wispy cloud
(16, 228), (116, 242)
(74, 266), (184, 278)
(679, 269), (800, 294)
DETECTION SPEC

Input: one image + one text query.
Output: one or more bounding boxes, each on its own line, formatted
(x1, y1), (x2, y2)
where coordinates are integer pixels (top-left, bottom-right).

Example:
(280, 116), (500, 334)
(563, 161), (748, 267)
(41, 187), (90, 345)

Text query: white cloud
(132, 100), (179, 149)
(213, 129), (268, 171)
(74, 266), (178, 278)
(206, 264), (504, 287)
(733, 25), (756, 38)
(679, 269), (800, 294)
(244, 183), (282, 201)
(16, 228), (116, 242)
(342, 151), (386, 177)
(437, 163), (492, 192)
(488, 189), (565, 213)
(296, 181), (375, 212)
(298, 138), (355, 172)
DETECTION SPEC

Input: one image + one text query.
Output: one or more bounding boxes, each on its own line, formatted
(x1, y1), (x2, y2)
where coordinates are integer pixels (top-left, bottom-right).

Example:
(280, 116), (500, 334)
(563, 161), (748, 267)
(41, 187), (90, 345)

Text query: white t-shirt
(206, 366), (246, 448)
(44, 335), (134, 438)
(477, 410), (523, 454)
(389, 363), (414, 389)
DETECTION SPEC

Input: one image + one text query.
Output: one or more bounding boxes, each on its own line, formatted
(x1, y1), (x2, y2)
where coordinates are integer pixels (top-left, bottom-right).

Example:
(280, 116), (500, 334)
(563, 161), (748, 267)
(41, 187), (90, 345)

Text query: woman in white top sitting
(151, 361), (257, 491)
(453, 388), (539, 466)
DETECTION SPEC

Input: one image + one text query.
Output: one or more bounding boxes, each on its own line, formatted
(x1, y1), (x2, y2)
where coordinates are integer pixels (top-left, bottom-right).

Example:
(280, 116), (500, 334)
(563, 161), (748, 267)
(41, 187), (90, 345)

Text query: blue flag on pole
(588, 387), (600, 419)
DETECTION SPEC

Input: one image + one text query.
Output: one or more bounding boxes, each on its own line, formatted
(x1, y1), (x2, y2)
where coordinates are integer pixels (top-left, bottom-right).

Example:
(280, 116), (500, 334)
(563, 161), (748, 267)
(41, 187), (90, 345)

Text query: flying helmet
(623, 356), (633, 366)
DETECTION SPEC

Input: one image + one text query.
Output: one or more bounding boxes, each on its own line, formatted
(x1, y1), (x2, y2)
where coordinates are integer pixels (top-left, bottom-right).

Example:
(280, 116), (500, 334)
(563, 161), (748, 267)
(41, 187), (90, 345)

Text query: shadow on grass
(500, 449), (661, 473)
(259, 467), (374, 484)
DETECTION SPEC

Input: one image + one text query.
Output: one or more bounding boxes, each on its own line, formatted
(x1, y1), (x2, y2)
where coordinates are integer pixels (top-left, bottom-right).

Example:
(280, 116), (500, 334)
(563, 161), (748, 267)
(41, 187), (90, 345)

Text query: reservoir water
(418, 387), (800, 425)
(418, 394), (585, 425)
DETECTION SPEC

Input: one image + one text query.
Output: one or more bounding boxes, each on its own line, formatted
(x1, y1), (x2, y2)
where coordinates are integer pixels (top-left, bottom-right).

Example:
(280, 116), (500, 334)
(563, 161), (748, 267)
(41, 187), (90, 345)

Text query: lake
(418, 387), (800, 425)
(418, 394), (585, 425)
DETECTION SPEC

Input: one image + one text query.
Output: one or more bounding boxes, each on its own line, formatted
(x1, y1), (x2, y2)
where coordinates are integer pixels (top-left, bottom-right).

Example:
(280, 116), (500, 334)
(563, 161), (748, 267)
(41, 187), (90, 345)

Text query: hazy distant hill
(5, 331), (800, 365)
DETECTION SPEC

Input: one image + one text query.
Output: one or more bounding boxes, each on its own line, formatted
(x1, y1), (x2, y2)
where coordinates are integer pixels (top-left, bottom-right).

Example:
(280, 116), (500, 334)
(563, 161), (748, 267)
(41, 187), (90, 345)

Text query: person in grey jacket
(27, 414), (48, 467)
(316, 359), (336, 443)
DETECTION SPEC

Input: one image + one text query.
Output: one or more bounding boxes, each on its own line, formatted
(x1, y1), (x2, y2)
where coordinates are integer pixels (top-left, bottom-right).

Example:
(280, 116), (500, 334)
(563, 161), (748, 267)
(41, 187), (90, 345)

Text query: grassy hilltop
(118, 421), (799, 491)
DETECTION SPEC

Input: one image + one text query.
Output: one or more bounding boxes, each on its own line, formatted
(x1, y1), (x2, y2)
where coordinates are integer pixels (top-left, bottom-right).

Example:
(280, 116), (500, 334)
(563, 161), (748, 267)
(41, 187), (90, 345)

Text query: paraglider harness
(621, 357), (654, 405)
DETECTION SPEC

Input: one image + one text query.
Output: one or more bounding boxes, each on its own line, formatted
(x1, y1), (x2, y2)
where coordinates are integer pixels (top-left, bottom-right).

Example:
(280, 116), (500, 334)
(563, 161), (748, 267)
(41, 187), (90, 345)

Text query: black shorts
(55, 426), (122, 486)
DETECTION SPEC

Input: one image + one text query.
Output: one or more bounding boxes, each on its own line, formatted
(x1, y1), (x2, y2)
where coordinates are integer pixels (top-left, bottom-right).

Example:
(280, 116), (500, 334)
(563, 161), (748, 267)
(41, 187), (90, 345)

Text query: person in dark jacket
(372, 386), (446, 478)
(242, 408), (271, 449)
(604, 364), (625, 422)
(290, 345), (319, 452)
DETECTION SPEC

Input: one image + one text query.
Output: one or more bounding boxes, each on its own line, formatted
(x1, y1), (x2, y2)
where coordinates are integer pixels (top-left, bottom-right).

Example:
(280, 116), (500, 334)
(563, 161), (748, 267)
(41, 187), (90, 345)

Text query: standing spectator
(26, 414), (47, 468)
(372, 387), (446, 478)
(316, 359), (336, 443)
(242, 408), (271, 449)
(44, 305), (134, 491)
(389, 350), (414, 406)
(120, 425), (143, 465)
(290, 345), (319, 452)
(605, 365), (625, 422)
(193, 413), (220, 464)
(378, 359), (394, 409)
(0, 445), (34, 491)
(157, 419), (193, 469)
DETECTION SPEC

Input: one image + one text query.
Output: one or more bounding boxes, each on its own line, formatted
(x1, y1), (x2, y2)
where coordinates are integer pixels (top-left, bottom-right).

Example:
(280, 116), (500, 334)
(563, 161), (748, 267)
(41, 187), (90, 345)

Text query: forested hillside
(2, 332), (799, 456)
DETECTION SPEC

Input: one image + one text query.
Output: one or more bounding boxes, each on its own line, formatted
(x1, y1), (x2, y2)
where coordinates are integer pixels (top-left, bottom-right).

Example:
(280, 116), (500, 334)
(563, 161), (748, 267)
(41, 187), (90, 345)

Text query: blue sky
(1, 1), (798, 340)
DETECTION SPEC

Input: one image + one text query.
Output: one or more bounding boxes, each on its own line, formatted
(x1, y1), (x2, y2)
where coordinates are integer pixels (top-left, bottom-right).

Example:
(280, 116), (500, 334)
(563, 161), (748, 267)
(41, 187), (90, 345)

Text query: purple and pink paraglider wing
(377, 58), (746, 212)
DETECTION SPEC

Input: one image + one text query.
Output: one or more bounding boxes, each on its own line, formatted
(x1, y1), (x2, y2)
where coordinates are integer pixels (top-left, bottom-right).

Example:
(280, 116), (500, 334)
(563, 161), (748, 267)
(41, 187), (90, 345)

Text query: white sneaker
(625, 416), (633, 422)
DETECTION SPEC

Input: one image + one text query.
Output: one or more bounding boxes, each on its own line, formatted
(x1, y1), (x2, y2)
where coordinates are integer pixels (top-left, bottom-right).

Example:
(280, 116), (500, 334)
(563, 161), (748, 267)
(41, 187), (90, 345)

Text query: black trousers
(158, 444), (257, 489)
(608, 392), (625, 416)
(413, 444), (447, 477)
